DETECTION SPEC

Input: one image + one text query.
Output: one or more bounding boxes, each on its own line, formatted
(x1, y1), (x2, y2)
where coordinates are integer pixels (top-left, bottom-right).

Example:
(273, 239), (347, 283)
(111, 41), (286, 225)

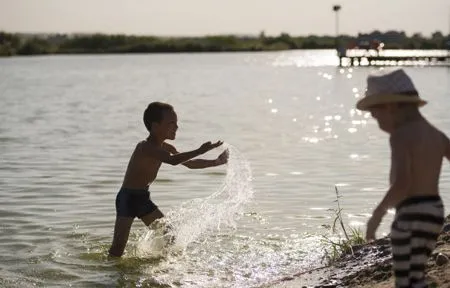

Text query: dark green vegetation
(1, 30), (449, 56)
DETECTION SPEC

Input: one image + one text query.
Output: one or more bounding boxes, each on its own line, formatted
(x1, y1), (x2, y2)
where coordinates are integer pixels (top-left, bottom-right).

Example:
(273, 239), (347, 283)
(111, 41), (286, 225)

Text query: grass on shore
(321, 186), (366, 264)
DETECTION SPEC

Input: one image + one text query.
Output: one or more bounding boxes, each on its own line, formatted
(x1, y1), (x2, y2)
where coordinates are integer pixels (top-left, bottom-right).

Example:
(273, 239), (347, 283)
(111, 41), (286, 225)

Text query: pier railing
(338, 49), (450, 67)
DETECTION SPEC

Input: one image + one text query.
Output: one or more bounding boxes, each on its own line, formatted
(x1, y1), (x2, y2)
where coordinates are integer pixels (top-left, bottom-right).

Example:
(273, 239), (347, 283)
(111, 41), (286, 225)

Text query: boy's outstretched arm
(147, 141), (223, 166)
(366, 134), (412, 240)
(163, 143), (228, 169)
(183, 150), (228, 169)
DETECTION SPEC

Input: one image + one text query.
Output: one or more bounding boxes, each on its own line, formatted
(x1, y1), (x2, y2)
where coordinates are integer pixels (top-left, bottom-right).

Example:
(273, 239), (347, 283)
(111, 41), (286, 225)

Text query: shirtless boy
(356, 68), (448, 288)
(109, 102), (228, 257)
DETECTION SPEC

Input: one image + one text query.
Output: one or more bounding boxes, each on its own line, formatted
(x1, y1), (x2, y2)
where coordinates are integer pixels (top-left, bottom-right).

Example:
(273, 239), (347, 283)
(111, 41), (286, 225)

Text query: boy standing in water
(109, 102), (228, 257)
(357, 68), (447, 288)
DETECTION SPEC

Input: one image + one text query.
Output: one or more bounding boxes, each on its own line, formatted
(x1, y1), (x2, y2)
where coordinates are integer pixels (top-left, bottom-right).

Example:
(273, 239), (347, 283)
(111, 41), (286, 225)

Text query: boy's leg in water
(141, 208), (164, 227)
(141, 208), (174, 244)
(109, 216), (134, 257)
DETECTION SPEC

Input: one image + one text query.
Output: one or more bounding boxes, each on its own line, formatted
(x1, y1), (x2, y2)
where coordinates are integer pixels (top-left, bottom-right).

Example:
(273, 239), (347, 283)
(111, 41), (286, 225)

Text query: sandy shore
(268, 215), (450, 288)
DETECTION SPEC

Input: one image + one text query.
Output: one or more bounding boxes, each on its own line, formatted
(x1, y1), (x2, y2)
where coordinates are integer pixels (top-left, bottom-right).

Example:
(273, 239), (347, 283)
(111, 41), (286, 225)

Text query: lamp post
(447, 6), (450, 50)
(333, 4), (341, 51)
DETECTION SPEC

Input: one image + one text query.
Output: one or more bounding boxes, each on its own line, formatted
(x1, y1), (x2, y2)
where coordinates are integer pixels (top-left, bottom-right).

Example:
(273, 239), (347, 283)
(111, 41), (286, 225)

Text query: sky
(1, 0), (449, 37)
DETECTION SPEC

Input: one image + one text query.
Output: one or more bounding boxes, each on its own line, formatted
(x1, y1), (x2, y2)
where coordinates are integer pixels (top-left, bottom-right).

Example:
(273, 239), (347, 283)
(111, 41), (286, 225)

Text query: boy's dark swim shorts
(115, 187), (158, 218)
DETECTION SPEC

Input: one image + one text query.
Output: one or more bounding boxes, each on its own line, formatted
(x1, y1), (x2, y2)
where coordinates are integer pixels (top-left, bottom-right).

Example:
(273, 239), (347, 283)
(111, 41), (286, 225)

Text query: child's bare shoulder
(392, 120), (436, 140)
(134, 140), (158, 156)
(423, 121), (449, 144)
(392, 120), (450, 154)
(134, 140), (147, 151)
(136, 140), (175, 161)
(430, 123), (450, 141)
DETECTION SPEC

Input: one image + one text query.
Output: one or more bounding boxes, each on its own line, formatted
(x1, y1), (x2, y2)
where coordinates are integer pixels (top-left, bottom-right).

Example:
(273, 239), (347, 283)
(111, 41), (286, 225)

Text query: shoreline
(1, 31), (449, 57)
(0, 48), (449, 58)
(268, 214), (450, 288)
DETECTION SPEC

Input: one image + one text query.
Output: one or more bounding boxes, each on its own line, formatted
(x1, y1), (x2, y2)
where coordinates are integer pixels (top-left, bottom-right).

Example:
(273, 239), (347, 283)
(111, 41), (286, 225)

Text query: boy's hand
(199, 141), (224, 153)
(215, 149), (229, 165)
(365, 215), (382, 241)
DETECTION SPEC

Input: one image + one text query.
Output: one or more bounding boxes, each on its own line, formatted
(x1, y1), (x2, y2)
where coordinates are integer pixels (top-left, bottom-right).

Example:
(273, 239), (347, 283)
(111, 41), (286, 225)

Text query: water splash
(136, 143), (254, 256)
(128, 145), (325, 288)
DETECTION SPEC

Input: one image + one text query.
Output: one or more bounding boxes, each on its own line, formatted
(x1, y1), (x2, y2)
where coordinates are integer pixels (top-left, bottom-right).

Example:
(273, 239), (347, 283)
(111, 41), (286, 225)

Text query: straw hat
(356, 68), (427, 111)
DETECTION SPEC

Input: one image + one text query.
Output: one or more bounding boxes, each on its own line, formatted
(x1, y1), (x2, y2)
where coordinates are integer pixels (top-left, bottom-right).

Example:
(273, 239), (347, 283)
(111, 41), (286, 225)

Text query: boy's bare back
(390, 118), (450, 204)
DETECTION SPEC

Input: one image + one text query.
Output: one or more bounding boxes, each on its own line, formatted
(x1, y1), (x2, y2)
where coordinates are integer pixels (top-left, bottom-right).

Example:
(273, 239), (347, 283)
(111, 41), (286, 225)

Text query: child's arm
(366, 133), (411, 240)
(146, 141), (223, 166)
(377, 134), (412, 213)
(163, 143), (228, 169)
(183, 150), (228, 169)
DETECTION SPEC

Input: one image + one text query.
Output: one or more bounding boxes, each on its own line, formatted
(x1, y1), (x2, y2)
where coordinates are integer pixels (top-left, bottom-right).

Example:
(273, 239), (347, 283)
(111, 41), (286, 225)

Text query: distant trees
(0, 32), (21, 56)
(0, 31), (449, 57)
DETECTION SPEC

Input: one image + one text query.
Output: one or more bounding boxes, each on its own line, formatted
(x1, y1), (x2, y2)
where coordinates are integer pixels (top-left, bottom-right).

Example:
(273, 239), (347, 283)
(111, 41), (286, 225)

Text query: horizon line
(2, 29), (449, 38)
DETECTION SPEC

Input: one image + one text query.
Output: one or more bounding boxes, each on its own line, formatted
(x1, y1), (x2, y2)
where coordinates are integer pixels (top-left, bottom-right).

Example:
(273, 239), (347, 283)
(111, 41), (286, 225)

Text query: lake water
(1, 50), (449, 288)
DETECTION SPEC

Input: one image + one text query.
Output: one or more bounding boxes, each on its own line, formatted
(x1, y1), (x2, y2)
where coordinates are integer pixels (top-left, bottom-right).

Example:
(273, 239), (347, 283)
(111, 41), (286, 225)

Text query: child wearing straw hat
(356, 68), (448, 288)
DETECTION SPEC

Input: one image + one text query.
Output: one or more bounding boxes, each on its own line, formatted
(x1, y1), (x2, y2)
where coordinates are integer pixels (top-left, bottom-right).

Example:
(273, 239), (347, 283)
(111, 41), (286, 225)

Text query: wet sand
(269, 215), (450, 288)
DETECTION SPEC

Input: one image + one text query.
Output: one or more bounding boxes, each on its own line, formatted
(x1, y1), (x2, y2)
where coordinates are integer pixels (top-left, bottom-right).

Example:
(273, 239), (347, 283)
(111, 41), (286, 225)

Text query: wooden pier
(338, 49), (450, 67)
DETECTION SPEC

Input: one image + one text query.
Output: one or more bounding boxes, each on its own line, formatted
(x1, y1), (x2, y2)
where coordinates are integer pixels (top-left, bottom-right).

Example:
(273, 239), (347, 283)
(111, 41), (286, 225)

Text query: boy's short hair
(143, 102), (174, 133)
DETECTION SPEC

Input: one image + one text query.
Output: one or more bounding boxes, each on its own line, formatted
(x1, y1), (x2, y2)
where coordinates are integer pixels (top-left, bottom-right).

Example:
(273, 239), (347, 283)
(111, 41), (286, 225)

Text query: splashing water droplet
(137, 144), (254, 256)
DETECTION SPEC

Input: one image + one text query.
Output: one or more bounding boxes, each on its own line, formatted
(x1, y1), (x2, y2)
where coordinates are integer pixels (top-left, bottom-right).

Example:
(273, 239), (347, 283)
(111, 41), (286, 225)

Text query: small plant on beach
(321, 186), (366, 264)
